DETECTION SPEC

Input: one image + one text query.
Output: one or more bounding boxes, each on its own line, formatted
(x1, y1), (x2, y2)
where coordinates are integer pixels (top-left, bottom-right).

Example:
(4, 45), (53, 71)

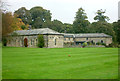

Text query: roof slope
(12, 28), (62, 35)
(64, 33), (112, 38)
(11, 28), (112, 38)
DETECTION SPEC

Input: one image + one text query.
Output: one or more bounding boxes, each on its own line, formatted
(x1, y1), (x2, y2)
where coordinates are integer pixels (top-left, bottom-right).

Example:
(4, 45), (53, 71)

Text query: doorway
(24, 38), (28, 47)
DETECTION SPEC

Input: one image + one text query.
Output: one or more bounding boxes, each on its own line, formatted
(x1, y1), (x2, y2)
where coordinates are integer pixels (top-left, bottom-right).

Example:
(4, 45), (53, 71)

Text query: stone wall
(6, 34), (64, 48)
(75, 37), (112, 45)
(47, 35), (64, 48)
(64, 37), (74, 43)
(6, 35), (112, 48)
(7, 35), (38, 48)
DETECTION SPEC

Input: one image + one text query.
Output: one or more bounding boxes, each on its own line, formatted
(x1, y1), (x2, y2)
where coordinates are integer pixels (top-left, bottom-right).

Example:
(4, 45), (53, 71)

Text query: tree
(88, 22), (116, 42)
(113, 21), (120, 44)
(30, 6), (52, 28)
(89, 9), (116, 42)
(62, 23), (73, 33)
(73, 8), (90, 33)
(94, 9), (110, 22)
(37, 35), (44, 48)
(14, 7), (32, 25)
(21, 25), (26, 30)
(11, 15), (28, 30)
(51, 19), (64, 33)
(2, 12), (14, 37)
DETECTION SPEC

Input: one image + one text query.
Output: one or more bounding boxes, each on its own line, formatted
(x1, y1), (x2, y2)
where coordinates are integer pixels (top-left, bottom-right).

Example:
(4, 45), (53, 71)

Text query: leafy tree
(14, 7), (32, 25)
(73, 8), (90, 33)
(113, 21), (120, 44)
(30, 6), (52, 28)
(2, 12), (14, 37)
(62, 23), (73, 33)
(88, 22), (116, 42)
(37, 35), (44, 48)
(21, 25), (26, 30)
(89, 9), (116, 42)
(94, 9), (110, 22)
(42, 20), (53, 29)
(11, 15), (28, 30)
(51, 19), (64, 33)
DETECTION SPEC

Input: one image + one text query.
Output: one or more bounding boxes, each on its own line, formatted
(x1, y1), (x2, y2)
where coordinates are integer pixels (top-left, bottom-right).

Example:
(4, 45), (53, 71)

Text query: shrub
(118, 45), (120, 48)
(87, 42), (93, 45)
(101, 43), (106, 46)
(96, 42), (101, 45)
(96, 42), (106, 46)
(82, 42), (88, 47)
(21, 25), (26, 30)
(108, 42), (119, 48)
(37, 35), (44, 48)
(2, 38), (7, 46)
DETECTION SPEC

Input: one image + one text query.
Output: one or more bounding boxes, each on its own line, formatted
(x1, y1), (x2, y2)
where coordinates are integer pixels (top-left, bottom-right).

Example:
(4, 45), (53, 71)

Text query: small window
(31, 40), (32, 45)
(86, 38), (88, 40)
(55, 39), (56, 45)
(101, 40), (103, 43)
(91, 40), (93, 43)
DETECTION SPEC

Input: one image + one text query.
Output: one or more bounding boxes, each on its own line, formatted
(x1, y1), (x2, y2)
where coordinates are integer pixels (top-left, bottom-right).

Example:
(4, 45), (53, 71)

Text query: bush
(108, 43), (119, 48)
(96, 42), (106, 46)
(2, 38), (7, 46)
(21, 25), (26, 30)
(82, 42), (88, 47)
(96, 42), (101, 45)
(87, 41), (93, 45)
(118, 45), (120, 48)
(37, 35), (44, 48)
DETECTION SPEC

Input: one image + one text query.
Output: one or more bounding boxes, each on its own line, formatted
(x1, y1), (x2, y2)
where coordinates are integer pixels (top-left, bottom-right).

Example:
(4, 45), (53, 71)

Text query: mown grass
(2, 47), (118, 79)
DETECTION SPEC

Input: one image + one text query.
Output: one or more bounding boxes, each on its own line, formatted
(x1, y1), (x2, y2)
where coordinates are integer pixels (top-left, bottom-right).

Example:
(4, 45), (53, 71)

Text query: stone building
(7, 28), (64, 48)
(6, 28), (112, 48)
(64, 33), (112, 47)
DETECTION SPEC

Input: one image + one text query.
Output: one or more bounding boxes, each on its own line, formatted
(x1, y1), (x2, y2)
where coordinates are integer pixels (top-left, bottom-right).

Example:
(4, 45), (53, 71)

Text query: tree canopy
(73, 8), (90, 33)
(94, 9), (110, 22)
(2, 6), (119, 44)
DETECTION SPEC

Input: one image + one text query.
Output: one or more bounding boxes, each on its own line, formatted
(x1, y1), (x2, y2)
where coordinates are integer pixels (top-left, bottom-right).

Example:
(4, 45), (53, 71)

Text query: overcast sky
(4, 0), (120, 24)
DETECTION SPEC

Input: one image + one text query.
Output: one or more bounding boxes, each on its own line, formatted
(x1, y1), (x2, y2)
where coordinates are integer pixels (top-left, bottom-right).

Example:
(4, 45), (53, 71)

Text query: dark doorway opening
(24, 38), (28, 47)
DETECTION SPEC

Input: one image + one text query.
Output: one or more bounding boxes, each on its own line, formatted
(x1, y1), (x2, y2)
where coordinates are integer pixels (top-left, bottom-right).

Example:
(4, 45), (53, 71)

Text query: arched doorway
(24, 38), (28, 47)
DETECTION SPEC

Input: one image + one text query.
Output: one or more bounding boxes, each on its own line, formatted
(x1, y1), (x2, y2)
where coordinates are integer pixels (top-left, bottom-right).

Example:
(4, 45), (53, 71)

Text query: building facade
(6, 28), (112, 48)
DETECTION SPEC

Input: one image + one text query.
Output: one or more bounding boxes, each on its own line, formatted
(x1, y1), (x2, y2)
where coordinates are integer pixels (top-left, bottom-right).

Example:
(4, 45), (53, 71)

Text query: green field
(2, 47), (118, 79)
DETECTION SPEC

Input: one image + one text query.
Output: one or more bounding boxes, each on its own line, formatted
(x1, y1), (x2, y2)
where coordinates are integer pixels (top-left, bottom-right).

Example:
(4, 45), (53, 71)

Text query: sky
(3, 0), (120, 24)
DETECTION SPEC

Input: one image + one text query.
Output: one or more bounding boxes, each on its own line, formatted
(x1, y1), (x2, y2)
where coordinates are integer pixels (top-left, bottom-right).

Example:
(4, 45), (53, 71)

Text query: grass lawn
(2, 47), (118, 79)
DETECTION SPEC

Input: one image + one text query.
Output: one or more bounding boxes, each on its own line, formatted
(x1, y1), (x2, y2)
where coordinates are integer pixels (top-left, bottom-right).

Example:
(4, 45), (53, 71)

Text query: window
(55, 39), (57, 45)
(36, 39), (37, 42)
(86, 38), (88, 40)
(91, 40), (93, 43)
(31, 39), (32, 45)
(101, 40), (103, 43)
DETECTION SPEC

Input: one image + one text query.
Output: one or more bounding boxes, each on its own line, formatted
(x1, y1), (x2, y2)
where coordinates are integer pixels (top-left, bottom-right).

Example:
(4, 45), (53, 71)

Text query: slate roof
(64, 33), (112, 38)
(11, 28), (112, 38)
(11, 28), (62, 35)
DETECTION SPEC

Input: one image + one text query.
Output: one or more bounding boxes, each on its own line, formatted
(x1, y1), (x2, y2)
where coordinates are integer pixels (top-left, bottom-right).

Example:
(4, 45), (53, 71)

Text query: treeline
(2, 6), (120, 44)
